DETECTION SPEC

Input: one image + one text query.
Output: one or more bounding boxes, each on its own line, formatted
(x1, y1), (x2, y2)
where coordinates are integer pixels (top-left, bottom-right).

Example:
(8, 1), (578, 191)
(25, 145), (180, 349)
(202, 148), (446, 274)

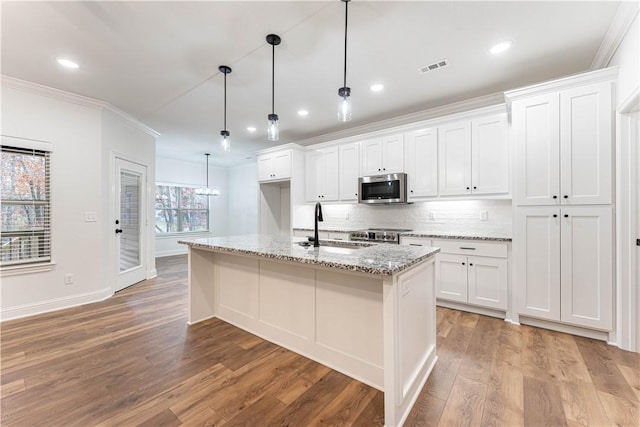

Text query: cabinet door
(438, 121), (471, 195)
(322, 147), (339, 201)
(339, 143), (360, 201)
(305, 151), (323, 202)
(513, 94), (560, 205)
(361, 138), (383, 175)
(515, 207), (561, 321)
(405, 128), (438, 198)
(472, 114), (509, 195)
(382, 134), (405, 173)
(258, 155), (273, 181)
(467, 256), (508, 310)
(560, 206), (612, 330)
(435, 253), (468, 303)
(272, 151), (291, 179)
(560, 82), (612, 205)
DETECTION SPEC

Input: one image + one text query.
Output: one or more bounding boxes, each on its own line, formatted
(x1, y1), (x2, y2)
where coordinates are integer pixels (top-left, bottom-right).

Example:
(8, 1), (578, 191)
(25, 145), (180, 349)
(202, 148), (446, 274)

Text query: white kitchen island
(180, 235), (439, 427)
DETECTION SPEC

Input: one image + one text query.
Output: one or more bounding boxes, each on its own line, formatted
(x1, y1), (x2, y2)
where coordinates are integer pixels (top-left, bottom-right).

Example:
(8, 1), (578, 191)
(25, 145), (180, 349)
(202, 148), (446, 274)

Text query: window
(1, 146), (51, 266)
(155, 185), (209, 233)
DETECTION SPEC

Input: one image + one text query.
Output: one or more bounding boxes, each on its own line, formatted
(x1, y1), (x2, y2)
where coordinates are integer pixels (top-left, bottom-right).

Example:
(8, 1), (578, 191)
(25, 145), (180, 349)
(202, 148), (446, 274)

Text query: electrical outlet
(402, 282), (410, 296)
(480, 210), (488, 221)
(428, 211), (435, 220)
(64, 273), (74, 285)
(345, 212), (349, 220)
(84, 212), (97, 222)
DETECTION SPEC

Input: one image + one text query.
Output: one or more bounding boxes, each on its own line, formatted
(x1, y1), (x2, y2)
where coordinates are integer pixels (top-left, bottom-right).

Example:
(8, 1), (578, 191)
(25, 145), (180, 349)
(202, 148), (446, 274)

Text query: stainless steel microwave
(358, 173), (408, 204)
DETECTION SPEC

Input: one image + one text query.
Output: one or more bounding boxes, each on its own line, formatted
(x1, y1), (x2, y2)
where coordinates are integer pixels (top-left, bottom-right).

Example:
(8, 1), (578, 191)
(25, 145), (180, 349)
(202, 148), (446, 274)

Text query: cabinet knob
(410, 190), (414, 193)
(564, 214), (569, 218)
(553, 195), (558, 199)
(473, 186), (477, 190)
(383, 168), (386, 171)
(378, 168), (381, 172)
(553, 214), (558, 218)
(462, 262), (466, 266)
(466, 187), (470, 190)
(469, 263), (473, 266)
(564, 195), (568, 199)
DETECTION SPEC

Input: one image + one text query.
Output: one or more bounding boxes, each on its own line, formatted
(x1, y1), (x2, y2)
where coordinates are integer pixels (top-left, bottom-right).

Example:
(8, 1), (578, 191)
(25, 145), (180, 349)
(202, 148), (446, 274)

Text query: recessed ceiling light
(246, 126), (256, 132)
(370, 83), (384, 92)
(297, 109), (309, 117)
(489, 41), (512, 55)
(56, 57), (79, 69)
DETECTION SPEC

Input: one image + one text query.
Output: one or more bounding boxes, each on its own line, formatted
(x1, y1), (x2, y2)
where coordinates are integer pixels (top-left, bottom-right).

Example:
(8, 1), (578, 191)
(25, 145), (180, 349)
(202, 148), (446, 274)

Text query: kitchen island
(180, 234), (439, 427)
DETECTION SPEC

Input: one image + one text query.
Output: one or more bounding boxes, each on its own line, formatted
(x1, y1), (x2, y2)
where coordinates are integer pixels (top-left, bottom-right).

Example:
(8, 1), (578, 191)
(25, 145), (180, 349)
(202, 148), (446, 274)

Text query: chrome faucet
(314, 202), (323, 247)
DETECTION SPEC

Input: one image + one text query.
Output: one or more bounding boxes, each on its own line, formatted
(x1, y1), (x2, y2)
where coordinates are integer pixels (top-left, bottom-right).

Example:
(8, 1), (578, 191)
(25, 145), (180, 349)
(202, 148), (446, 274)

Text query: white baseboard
(155, 248), (188, 258)
(147, 268), (158, 279)
(518, 316), (611, 342)
(436, 300), (506, 319)
(1, 287), (113, 322)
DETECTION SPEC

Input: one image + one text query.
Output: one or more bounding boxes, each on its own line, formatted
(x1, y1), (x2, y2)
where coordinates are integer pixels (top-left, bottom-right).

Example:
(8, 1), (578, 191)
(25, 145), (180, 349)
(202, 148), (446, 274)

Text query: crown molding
(504, 67), (619, 104)
(1, 75), (160, 138)
(292, 91), (506, 147)
(591, 1), (639, 70)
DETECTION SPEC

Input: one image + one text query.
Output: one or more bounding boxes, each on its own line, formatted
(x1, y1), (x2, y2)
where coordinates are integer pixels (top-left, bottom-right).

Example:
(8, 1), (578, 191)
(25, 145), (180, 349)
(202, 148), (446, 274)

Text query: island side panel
(188, 246), (217, 324)
(383, 257), (437, 427)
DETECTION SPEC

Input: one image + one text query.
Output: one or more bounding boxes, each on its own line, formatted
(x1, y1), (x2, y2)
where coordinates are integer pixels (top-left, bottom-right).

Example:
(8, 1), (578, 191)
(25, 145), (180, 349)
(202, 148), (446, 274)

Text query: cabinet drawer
(433, 239), (507, 258)
(400, 236), (432, 247)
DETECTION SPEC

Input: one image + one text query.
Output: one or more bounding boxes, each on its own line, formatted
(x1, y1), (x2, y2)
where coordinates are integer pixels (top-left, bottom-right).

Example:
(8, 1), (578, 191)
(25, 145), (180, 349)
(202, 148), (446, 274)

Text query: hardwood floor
(1, 255), (638, 426)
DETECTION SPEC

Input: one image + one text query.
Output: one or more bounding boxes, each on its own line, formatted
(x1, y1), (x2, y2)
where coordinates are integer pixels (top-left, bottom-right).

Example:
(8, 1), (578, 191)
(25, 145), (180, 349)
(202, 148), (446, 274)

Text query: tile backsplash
(293, 199), (512, 236)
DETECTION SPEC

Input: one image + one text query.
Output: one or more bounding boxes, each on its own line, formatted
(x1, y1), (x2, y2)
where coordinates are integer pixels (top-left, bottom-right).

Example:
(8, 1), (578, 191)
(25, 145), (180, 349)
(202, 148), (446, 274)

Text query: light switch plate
(480, 210), (488, 221)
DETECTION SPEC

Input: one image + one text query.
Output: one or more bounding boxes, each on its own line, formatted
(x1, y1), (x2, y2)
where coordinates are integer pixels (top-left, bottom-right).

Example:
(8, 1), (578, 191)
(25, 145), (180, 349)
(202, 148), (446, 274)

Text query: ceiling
(1, 1), (621, 167)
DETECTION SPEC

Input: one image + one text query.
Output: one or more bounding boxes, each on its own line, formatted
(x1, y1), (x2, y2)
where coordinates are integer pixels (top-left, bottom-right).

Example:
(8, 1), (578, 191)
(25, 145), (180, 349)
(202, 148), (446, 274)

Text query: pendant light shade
(219, 65), (232, 152)
(266, 34), (281, 141)
(338, 0), (352, 122)
(195, 153), (220, 196)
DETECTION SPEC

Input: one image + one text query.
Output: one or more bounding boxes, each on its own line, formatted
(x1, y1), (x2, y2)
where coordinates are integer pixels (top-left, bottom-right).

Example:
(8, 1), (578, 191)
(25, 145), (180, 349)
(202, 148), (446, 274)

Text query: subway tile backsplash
(293, 199), (512, 237)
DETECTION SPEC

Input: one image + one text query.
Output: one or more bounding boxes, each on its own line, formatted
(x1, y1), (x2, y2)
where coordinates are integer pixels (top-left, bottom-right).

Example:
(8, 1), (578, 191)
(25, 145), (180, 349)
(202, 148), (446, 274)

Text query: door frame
(615, 87), (639, 352)
(111, 152), (150, 293)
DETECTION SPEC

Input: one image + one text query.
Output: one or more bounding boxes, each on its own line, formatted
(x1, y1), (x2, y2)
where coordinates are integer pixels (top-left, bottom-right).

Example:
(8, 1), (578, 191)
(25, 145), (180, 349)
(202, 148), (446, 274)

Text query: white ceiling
(1, 1), (621, 167)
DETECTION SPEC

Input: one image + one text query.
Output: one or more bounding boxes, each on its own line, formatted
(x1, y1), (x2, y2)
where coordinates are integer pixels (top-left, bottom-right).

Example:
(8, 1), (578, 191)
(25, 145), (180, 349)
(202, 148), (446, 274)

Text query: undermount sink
(295, 240), (373, 255)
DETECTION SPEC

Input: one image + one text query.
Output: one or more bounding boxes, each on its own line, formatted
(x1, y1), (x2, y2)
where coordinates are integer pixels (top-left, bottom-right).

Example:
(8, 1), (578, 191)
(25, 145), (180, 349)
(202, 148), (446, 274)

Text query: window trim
(1, 140), (52, 269)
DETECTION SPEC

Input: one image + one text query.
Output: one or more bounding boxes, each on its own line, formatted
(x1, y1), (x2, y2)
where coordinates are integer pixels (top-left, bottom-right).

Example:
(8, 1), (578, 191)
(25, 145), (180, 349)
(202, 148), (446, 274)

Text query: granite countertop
(179, 234), (439, 276)
(294, 227), (511, 242)
(401, 231), (512, 242)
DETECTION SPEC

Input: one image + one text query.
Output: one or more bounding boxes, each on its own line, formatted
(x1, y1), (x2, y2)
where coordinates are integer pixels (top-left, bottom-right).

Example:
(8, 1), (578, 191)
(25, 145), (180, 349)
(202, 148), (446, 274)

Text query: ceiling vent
(419, 58), (449, 74)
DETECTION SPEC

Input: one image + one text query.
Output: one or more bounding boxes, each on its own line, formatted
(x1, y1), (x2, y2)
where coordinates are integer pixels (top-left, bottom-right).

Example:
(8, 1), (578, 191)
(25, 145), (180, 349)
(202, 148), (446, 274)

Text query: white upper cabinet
(404, 128), (438, 199)
(361, 133), (404, 175)
(471, 114), (509, 195)
(339, 143), (360, 201)
(438, 116), (509, 197)
(258, 150), (292, 182)
(512, 80), (612, 206)
(305, 147), (339, 202)
(438, 121), (472, 195)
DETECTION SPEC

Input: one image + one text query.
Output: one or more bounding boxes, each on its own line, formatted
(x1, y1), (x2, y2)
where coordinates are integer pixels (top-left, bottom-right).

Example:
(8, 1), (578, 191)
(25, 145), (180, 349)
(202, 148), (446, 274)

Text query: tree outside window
(155, 185), (209, 233)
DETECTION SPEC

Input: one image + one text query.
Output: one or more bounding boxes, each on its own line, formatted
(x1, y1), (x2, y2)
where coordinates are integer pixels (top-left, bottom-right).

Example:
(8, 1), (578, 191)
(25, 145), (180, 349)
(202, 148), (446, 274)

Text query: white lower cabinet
(434, 239), (509, 311)
(515, 206), (613, 330)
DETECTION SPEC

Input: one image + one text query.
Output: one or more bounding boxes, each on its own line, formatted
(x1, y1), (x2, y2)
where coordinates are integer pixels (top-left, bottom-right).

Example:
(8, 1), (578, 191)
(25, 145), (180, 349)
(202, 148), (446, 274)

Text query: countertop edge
(293, 228), (512, 242)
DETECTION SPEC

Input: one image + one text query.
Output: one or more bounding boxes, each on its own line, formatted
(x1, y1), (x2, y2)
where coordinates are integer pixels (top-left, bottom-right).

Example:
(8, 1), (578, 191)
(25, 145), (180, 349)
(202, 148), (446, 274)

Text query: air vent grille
(419, 58), (449, 74)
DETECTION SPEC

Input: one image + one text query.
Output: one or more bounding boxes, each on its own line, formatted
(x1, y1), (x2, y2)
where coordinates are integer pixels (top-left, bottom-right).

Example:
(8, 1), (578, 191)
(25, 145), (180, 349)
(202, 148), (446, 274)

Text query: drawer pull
(409, 243), (422, 246)
(459, 247), (476, 250)
(333, 238), (343, 240)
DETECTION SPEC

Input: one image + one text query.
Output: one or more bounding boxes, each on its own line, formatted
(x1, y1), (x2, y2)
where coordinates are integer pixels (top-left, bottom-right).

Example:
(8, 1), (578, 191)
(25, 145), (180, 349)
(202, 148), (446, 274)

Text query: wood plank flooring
(1, 255), (638, 426)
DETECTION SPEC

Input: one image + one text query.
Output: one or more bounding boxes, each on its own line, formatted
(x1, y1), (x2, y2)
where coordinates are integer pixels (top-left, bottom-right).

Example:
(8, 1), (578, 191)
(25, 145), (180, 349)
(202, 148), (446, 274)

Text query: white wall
(609, 13), (639, 108)
(293, 199), (512, 237)
(1, 79), (156, 320)
(155, 156), (229, 257)
(227, 163), (258, 235)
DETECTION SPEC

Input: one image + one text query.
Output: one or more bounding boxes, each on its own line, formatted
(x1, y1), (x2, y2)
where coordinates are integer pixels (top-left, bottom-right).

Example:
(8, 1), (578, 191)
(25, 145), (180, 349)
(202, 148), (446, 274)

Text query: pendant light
(338, 0), (352, 122)
(219, 65), (232, 152)
(195, 153), (220, 196)
(266, 34), (281, 141)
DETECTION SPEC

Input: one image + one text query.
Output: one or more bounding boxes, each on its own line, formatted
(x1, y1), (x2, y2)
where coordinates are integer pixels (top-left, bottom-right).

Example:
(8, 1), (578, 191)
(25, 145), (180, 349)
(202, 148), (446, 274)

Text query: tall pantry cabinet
(506, 68), (616, 332)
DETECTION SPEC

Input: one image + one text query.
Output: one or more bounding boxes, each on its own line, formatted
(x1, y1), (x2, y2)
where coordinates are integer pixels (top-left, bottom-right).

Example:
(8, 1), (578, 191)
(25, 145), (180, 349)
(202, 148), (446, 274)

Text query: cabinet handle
(459, 247), (476, 250)
(410, 190), (414, 193)
(473, 186), (477, 190)
(564, 195), (569, 199)
(553, 195), (558, 199)
(383, 168), (386, 171)
(462, 262), (466, 265)
(333, 238), (343, 240)
(564, 214), (569, 218)
(466, 186), (470, 190)
(409, 243), (422, 247)
(553, 214), (558, 218)
(378, 168), (381, 171)
(469, 263), (474, 266)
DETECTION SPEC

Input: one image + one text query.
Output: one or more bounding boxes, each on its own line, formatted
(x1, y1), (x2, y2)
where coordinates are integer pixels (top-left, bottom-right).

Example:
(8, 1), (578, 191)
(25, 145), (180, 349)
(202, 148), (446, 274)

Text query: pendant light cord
(343, 0), (348, 88)
(205, 154), (209, 188)
(271, 43), (275, 114)
(223, 72), (227, 130)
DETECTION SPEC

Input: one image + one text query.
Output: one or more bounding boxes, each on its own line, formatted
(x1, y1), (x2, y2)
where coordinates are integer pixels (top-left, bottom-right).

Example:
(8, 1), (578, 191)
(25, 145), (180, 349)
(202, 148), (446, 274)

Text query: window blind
(1, 145), (52, 266)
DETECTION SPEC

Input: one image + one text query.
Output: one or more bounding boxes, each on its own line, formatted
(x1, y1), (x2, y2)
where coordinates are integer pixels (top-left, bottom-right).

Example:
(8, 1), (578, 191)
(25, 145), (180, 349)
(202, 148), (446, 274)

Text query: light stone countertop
(179, 234), (439, 276)
(293, 227), (512, 242)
